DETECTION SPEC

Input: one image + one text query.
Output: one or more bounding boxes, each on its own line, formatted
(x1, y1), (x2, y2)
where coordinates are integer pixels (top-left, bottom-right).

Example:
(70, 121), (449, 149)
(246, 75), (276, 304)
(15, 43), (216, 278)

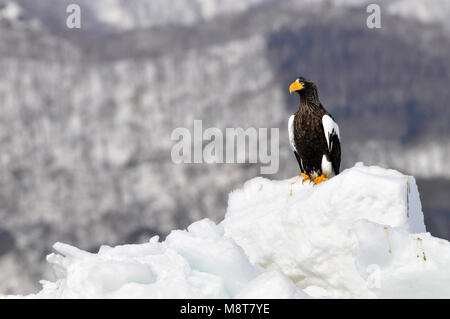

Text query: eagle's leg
(313, 174), (328, 185)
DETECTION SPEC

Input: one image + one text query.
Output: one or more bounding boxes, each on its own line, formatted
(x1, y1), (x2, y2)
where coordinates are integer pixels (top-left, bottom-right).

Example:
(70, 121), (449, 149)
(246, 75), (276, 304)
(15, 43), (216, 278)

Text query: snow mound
(21, 219), (307, 299)
(222, 163), (440, 298)
(13, 163), (450, 298)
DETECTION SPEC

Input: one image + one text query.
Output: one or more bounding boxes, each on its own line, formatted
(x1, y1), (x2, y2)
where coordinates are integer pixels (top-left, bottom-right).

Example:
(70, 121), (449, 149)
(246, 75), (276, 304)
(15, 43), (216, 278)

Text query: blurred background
(0, 0), (449, 294)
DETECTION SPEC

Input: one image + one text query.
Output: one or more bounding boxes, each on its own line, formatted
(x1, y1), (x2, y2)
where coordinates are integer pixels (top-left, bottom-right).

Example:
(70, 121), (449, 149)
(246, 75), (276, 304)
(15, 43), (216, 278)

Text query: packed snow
(354, 220), (450, 298)
(9, 163), (450, 298)
(223, 163), (428, 298)
(17, 219), (307, 299)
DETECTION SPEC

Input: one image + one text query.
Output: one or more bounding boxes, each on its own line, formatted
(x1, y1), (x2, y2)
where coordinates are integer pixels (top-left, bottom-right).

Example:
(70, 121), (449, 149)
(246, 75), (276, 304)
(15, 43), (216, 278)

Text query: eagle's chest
(294, 111), (327, 153)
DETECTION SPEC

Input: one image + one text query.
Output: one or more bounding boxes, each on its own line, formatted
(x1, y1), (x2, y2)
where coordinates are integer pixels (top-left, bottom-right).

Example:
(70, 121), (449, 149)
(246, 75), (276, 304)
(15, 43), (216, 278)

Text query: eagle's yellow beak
(289, 81), (304, 94)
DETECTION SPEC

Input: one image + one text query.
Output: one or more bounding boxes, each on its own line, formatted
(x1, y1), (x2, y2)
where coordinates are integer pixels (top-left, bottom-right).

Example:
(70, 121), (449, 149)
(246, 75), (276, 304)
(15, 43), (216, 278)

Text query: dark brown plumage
(289, 77), (341, 184)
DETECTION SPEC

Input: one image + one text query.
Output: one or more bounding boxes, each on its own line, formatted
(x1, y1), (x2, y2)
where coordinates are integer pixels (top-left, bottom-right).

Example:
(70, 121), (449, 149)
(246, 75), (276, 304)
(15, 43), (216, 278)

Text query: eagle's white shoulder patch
(322, 114), (340, 152)
(288, 114), (297, 152)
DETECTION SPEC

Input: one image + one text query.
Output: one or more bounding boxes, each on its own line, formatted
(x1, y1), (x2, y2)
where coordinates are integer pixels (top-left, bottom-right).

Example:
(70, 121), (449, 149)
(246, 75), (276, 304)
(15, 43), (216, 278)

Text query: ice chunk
(354, 220), (450, 298)
(222, 165), (426, 298)
(18, 219), (307, 299)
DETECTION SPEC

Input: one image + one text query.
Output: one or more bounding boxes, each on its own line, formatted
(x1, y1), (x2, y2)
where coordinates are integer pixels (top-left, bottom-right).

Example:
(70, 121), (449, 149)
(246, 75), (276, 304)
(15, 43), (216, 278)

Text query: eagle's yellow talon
(313, 174), (328, 185)
(301, 173), (310, 183)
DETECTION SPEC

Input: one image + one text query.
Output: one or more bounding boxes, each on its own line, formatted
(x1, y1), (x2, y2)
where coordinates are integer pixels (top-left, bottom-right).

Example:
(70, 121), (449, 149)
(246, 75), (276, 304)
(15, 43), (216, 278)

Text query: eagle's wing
(288, 115), (297, 152)
(289, 114), (304, 173)
(322, 114), (341, 175)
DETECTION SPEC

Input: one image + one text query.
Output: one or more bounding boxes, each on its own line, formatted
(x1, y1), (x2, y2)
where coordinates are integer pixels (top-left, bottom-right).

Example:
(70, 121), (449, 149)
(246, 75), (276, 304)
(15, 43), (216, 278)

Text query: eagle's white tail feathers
(321, 154), (334, 178)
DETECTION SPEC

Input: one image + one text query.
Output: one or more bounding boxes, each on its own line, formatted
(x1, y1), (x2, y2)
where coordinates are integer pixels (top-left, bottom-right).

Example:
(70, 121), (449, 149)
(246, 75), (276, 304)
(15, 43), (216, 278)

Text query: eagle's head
(289, 77), (318, 95)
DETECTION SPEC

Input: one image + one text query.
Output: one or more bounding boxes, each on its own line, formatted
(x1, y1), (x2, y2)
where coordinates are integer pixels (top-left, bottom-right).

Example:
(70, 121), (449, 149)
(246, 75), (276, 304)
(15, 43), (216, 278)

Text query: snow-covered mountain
(10, 164), (450, 299)
(0, 0), (449, 295)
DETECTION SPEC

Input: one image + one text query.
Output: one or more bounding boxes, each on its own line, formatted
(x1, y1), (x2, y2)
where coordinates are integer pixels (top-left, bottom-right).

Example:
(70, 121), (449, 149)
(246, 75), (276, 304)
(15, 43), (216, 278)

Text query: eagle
(288, 77), (341, 185)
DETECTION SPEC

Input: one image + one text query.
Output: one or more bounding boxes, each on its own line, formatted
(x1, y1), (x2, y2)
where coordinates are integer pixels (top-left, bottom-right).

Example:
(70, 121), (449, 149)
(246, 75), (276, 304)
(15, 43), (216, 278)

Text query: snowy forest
(0, 0), (450, 295)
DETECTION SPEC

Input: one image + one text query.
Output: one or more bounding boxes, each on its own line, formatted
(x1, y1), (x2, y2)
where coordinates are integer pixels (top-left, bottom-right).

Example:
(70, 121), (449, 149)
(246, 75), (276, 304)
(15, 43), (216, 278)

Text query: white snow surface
(223, 163), (429, 298)
(19, 219), (308, 299)
(354, 220), (450, 298)
(12, 163), (450, 298)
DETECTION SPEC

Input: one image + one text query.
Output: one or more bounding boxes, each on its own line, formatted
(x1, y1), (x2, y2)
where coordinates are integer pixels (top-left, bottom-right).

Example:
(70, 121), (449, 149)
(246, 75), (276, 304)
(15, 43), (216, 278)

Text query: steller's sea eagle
(288, 77), (341, 185)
